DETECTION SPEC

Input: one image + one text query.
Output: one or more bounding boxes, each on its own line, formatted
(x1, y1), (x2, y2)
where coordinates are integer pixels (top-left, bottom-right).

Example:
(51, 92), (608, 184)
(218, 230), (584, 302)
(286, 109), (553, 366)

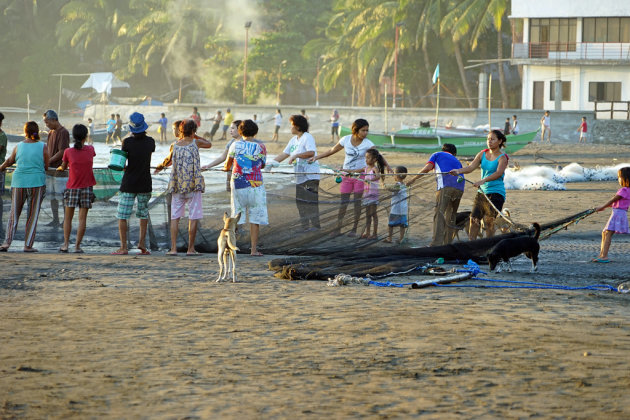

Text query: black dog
(487, 223), (541, 273)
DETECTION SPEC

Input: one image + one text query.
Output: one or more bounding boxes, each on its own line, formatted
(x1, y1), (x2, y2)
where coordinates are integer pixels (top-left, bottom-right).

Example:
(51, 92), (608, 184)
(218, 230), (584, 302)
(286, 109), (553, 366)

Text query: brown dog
(216, 212), (241, 282)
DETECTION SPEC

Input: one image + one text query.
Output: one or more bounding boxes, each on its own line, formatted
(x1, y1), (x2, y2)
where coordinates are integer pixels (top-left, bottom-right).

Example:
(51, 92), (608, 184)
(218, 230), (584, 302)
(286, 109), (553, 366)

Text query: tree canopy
(0, 0), (517, 109)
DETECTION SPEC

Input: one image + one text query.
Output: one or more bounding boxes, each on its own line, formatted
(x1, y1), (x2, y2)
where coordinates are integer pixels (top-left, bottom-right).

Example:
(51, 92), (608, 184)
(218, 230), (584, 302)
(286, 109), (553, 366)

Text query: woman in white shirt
(310, 118), (391, 236)
(269, 114), (321, 230)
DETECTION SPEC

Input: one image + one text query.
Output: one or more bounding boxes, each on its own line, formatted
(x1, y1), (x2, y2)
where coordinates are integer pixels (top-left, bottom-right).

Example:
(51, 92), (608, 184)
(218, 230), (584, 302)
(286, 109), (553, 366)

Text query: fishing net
(1, 160), (594, 280)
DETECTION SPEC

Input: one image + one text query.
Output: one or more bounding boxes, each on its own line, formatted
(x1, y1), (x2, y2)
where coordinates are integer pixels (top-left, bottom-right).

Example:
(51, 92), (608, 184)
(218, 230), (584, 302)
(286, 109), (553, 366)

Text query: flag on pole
(432, 64), (440, 84)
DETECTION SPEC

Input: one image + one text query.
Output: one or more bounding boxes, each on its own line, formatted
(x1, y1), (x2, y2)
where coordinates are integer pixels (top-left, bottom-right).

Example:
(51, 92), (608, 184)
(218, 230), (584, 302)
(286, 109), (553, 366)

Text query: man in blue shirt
(406, 143), (464, 246)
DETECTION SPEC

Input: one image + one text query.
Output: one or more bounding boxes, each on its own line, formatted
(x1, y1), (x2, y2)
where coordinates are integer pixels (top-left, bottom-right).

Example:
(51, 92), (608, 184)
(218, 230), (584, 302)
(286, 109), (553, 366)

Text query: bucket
(108, 149), (128, 171)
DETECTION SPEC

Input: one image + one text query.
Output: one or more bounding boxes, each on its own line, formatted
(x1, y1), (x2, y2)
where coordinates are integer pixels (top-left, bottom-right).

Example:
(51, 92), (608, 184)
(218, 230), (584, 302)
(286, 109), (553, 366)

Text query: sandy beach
(1, 140), (630, 418)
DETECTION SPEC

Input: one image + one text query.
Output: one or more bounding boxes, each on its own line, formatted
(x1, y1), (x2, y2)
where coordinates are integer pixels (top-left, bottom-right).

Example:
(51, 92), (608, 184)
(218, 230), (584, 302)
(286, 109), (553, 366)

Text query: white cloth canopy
(81, 72), (130, 95)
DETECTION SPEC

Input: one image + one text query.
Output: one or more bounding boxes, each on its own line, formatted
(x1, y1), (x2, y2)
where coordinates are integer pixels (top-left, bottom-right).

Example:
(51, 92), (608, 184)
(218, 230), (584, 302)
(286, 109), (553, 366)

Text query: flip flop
(59, 247), (68, 253)
(138, 248), (151, 255)
(23, 248), (38, 253)
(111, 250), (128, 255)
(0, 246), (9, 252)
(74, 249), (84, 254)
(250, 251), (263, 256)
(186, 251), (201, 256)
(591, 258), (610, 263)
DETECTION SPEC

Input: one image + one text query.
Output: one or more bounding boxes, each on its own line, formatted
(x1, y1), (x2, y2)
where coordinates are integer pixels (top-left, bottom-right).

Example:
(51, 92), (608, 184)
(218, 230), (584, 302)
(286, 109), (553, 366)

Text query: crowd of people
(0, 108), (627, 263)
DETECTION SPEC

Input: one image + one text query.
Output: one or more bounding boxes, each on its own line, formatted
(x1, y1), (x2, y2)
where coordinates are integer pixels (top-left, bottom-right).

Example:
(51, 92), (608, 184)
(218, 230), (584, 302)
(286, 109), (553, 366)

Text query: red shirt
(580, 121), (587, 133)
(63, 145), (96, 189)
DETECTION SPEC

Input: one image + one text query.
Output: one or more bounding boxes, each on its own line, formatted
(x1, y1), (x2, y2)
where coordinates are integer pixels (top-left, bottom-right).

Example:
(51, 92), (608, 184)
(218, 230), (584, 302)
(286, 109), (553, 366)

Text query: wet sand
(1, 141), (630, 418)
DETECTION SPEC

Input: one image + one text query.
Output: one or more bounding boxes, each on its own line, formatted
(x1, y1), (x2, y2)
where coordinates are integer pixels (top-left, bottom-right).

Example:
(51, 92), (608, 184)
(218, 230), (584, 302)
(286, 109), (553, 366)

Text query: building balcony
(511, 42), (630, 64)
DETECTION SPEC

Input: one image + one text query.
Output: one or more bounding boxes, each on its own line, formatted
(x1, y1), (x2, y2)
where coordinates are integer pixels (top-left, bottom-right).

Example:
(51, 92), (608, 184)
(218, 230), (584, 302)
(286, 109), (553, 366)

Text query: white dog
(216, 212), (241, 282)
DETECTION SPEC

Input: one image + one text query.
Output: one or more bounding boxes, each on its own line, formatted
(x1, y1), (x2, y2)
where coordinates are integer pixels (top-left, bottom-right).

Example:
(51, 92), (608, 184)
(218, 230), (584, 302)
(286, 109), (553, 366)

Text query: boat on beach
(339, 126), (537, 156)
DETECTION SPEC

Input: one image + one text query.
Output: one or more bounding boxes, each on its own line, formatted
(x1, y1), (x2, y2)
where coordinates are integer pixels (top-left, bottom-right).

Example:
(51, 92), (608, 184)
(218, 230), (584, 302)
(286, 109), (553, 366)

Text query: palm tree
(440, 0), (510, 108)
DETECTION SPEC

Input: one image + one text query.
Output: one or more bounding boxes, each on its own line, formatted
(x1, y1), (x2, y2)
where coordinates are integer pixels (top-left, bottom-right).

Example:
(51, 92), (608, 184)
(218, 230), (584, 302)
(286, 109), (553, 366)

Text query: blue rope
(363, 260), (618, 292)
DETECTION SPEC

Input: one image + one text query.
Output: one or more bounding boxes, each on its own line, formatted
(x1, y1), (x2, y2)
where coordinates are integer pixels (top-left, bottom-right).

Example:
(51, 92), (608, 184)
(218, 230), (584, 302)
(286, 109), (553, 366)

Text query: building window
(583, 18), (630, 43)
(550, 81), (571, 101)
(588, 82), (621, 102)
(530, 18), (576, 52)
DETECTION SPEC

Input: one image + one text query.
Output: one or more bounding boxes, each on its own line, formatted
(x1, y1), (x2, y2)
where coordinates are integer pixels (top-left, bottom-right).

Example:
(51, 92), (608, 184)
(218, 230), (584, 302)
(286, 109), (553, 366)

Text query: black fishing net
(1, 166), (593, 281)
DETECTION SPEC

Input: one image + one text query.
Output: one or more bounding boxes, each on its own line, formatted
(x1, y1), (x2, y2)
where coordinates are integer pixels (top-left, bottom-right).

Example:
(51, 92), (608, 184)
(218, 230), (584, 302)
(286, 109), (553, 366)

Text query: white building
(510, 0), (630, 114)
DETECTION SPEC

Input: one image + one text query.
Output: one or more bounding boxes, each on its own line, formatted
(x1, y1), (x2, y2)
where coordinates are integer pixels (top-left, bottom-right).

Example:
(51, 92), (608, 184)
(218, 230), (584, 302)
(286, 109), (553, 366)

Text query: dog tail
(227, 234), (239, 251)
(532, 222), (541, 240)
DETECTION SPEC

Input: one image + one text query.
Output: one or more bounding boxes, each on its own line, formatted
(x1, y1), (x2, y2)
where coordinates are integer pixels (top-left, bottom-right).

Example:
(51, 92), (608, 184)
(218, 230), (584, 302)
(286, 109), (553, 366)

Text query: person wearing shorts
(165, 119), (211, 255)
(57, 124), (96, 253)
(224, 119), (267, 256)
(310, 118), (391, 236)
(112, 112), (155, 255)
(450, 129), (509, 239)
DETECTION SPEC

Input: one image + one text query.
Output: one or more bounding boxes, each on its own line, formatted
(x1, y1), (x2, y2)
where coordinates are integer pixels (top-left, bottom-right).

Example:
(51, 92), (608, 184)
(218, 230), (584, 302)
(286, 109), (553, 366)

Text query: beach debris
(327, 274), (370, 287)
(617, 281), (630, 293)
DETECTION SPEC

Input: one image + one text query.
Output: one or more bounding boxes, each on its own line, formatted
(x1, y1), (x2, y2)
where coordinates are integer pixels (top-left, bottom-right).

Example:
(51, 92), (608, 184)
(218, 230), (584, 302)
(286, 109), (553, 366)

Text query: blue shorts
(388, 213), (408, 228)
(116, 192), (151, 220)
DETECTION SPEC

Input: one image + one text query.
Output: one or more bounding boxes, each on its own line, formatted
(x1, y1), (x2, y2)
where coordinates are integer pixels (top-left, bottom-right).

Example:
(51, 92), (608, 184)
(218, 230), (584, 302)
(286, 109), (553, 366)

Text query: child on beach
(361, 148), (386, 239)
(592, 167), (630, 263)
(57, 124), (96, 253)
(577, 117), (588, 143)
(384, 166), (409, 244)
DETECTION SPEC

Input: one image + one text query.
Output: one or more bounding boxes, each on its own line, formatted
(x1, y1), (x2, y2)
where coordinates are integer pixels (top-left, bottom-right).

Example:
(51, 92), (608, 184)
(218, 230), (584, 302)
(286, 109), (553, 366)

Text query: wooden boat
(338, 126), (537, 156)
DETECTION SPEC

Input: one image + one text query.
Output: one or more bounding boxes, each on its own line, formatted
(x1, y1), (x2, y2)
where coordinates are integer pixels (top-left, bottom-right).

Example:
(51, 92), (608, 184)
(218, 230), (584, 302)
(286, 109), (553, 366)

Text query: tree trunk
(497, 29), (508, 109)
(453, 41), (474, 108)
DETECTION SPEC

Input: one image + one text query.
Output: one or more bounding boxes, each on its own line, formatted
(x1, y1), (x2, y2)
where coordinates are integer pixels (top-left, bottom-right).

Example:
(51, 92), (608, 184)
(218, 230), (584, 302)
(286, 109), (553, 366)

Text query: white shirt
(274, 114), (282, 126)
(339, 135), (374, 170)
(512, 120), (519, 135)
(283, 132), (320, 184)
(390, 182), (408, 216)
(542, 115), (550, 127)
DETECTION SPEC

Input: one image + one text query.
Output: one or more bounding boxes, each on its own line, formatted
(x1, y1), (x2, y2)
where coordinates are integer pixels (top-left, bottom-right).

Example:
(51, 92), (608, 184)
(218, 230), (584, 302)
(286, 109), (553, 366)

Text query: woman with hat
(111, 112), (155, 255)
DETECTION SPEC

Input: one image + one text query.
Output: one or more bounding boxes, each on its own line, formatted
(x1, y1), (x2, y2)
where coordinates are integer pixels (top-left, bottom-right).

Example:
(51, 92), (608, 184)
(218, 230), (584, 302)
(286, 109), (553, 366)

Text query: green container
(108, 149), (127, 171)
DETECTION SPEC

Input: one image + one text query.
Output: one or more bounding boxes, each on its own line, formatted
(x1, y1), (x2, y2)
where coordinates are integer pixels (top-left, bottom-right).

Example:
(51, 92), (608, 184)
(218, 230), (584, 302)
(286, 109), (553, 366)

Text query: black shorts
(331, 126), (339, 135)
(471, 192), (504, 220)
(274, 125), (280, 134)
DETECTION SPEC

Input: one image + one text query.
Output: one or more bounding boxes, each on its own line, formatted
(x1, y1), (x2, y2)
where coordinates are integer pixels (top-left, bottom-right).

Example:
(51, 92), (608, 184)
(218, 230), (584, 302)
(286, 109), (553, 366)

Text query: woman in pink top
(592, 166), (630, 263)
(57, 124), (96, 253)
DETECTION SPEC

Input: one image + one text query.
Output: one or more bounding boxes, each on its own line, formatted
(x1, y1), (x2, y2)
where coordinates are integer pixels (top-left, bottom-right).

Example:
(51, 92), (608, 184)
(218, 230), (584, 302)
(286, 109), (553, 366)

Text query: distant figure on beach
(158, 113), (168, 144)
(190, 106), (201, 128)
(209, 110), (222, 141)
(202, 119), (243, 192)
(87, 118), (94, 144)
(0, 121), (49, 252)
(361, 148), (386, 239)
(252, 114), (259, 125)
(592, 167), (630, 263)
(111, 112), (155, 255)
(384, 166), (409, 244)
(511, 115), (519, 135)
(105, 114), (116, 145)
(300, 109), (309, 121)
(57, 124), (96, 253)
(221, 108), (234, 141)
(43, 109), (70, 228)
(224, 119), (267, 256)
(540, 110), (551, 143)
(268, 114), (321, 231)
(578, 116), (588, 143)
(114, 114), (123, 145)
(165, 120), (212, 256)
(0, 113), (7, 235)
(450, 130), (508, 239)
(310, 118), (391, 236)
(503, 118), (510, 135)
(407, 143), (464, 246)
(330, 109), (340, 143)
(272, 109), (282, 142)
